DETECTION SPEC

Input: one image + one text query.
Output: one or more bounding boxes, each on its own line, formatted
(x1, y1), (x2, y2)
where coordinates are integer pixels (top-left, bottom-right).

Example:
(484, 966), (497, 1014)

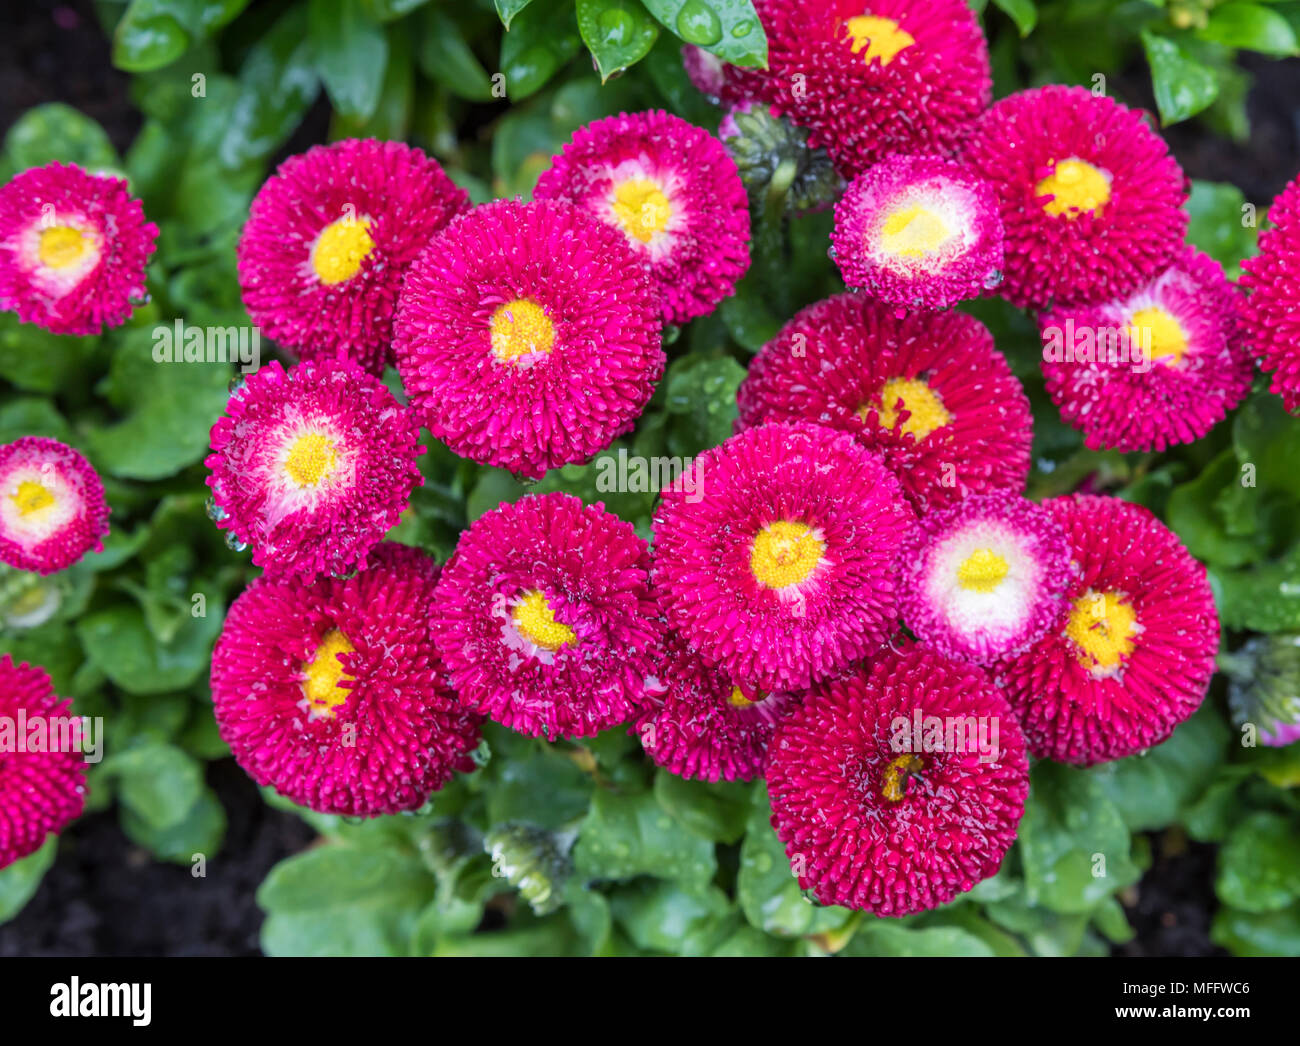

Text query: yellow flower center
(870, 377), (952, 439)
(12, 480), (56, 517)
(311, 216), (375, 285)
(512, 590), (576, 651)
(38, 225), (92, 270)
(611, 178), (673, 244)
(957, 548), (1010, 593)
(301, 628), (356, 715)
(844, 14), (914, 64)
(1036, 158), (1111, 218)
(879, 203), (952, 258)
(881, 753), (925, 802)
(490, 299), (555, 363)
(1066, 590), (1138, 671)
(750, 520), (825, 590)
(1128, 306), (1188, 365)
(727, 685), (767, 709)
(284, 433), (337, 488)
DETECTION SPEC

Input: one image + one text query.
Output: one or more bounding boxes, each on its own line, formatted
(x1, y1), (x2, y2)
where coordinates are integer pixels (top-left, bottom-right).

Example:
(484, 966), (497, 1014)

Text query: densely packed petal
(1240, 172), (1300, 409)
(0, 437), (109, 575)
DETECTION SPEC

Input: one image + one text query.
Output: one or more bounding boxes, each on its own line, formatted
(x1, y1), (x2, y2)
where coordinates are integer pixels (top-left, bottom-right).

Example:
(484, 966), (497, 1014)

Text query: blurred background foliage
(2, 0), (1300, 956)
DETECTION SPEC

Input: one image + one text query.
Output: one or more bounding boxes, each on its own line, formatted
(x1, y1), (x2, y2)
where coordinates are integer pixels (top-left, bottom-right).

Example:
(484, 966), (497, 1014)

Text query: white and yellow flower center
(881, 753), (925, 802)
(1036, 158), (1111, 218)
(727, 685), (767, 709)
(867, 377), (952, 440)
(301, 628), (356, 716)
(284, 433), (337, 489)
(11, 479), (57, 518)
(878, 202), (954, 259)
(751, 520), (825, 590)
(512, 589), (576, 651)
(845, 15), (914, 65)
(611, 178), (673, 244)
(38, 225), (94, 270)
(490, 299), (555, 363)
(1066, 590), (1138, 673)
(956, 547), (1010, 594)
(311, 215), (375, 285)
(1128, 305), (1188, 365)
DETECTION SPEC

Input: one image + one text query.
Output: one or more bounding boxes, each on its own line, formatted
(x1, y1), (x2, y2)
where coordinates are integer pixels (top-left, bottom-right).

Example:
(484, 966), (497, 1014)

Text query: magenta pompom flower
(433, 492), (663, 739)
(762, 0), (990, 178)
(963, 86), (1187, 309)
(0, 437), (109, 575)
(831, 153), (1003, 309)
(900, 493), (1071, 664)
(736, 294), (1031, 514)
(533, 111), (751, 324)
(632, 638), (799, 782)
(652, 421), (914, 692)
(1241, 173), (1300, 409)
(1041, 247), (1253, 452)
(211, 543), (480, 816)
(0, 162), (156, 335)
(0, 655), (88, 870)
(205, 358), (422, 581)
(238, 138), (469, 374)
(394, 199), (663, 480)
(766, 645), (1029, 916)
(996, 495), (1218, 766)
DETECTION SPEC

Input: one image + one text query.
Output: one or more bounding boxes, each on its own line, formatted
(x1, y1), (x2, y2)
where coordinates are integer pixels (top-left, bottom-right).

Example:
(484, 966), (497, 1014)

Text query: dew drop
(676, 0), (722, 46)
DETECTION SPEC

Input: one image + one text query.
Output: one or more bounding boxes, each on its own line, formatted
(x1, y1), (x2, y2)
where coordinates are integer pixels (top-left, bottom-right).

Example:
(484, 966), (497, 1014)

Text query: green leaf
(486, 749), (594, 830)
(77, 598), (223, 695)
(660, 353), (747, 456)
(577, 0), (661, 81)
(495, 0), (538, 29)
(1141, 30), (1220, 125)
(609, 879), (734, 955)
(991, 0), (1037, 36)
(1165, 450), (1260, 568)
(1212, 900), (1300, 956)
(102, 743), (205, 830)
(0, 314), (94, 395)
(0, 397), (73, 444)
(845, 922), (995, 957)
(1198, 3), (1299, 56)
(640, 0), (767, 67)
(113, 0), (191, 73)
(653, 771), (752, 843)
(3, 103), (120, 173)
(0, 836), (56, 924)
(1185, 180), (1258, 277)
(362, 0), (430, 19)
(1217, 812), (1300, 912)
(121, 784), (226, 863)
(1214, 546), (1300, 631)
(310, 0), (389, 122)
(259, 845), (436, 956)
(573, 789), (717, 885)
(419, 8), (496, 102)
(500, 0), (583, 100)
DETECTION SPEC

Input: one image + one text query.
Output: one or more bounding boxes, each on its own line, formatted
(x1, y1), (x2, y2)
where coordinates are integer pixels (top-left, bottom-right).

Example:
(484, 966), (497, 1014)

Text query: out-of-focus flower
(0, 437), (109, 575)
(1221, 633), (1300, 748)
(1240, 173), (1300, 410)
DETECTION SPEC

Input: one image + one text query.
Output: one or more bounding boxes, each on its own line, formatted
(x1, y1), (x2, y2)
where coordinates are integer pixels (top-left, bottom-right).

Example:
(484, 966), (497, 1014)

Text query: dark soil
(1117, 834), (1229, 958)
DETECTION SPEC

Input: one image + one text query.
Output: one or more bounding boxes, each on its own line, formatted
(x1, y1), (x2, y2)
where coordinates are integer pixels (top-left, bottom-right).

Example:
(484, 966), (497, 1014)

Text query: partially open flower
(212, 543), (481, 816)
(632, 637), (800, 782)
(900, 493), (1072, 663)
(394, 199), (663, 479)
(736, 294), (1031, 514)
(433, 492), (663, 739)
(1240, 173), (1300, 409)
(0, 655), (88, 870)
(205, 358), (423, 582)
(766, 644), (1029, 915)
(237, 138), (469, 374)
(962, 86), (1188, 309)
(0, 437), (109, 575)
(1221, 633), (1300, 748)
(995, 495), (1218, 766)
(534, 111), (750, 324)
(1040, 247), (1253, 451)
(0, 161), (156, 335)
(831, 153), (1003, 308)
(652, 421), (914, 692)
(762, 0), (991, 178)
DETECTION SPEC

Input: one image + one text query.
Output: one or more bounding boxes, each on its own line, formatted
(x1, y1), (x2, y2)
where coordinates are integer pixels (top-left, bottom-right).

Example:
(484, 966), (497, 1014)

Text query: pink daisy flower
(761, 0), (991, 178)
(632, 637), (800, 782)
(831, 153), (1003, 309)
(996, 495), (1218, 766)
(899, 493), (1072, 664)
(211, 543), (481, 816)
(1041, 247), (1253, 452)
(433, 492), (663, 739)
(682, 44), (767, 107)
(0, 162), (156, 335)
(766, 644), (1029, 916)
(533, 111), (751, 324)
(962, 85), (1188, 309)
(736, 294), (1031, 514)
(237, 138), (469, 374)
(394, 199), (663, 480)
(205, 358), (423, 582)
(1240, 173), (1300, 409)
(0, 655), (88, 870)
(652, 421), (914, 692)
(0, 437), (109, 575)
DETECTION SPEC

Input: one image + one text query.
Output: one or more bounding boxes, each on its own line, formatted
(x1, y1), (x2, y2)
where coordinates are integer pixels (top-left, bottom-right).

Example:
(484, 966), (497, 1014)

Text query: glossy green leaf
(573, 789), (717, 885)
(577, 0), (661, 81)
(310, 0), (389, 121)
(1199, 3), (1299, 56)
(640, 0), (767, 67)
(1141, 30), (1220, 125)
(113, 0), (191, 73)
